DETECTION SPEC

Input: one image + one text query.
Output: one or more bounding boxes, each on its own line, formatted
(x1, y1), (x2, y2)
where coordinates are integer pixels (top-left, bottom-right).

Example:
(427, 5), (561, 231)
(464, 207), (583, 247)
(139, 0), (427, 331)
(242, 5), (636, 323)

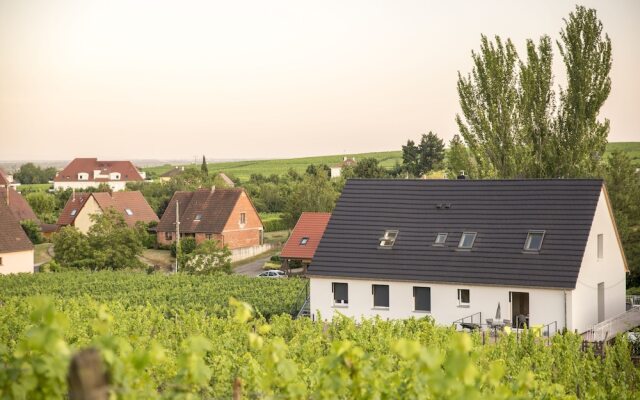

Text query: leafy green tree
(305, 164), (331, 179)
(456, 35), (520, 178)
(201, 155), (209, 176)
(446, 135), (476, 179)
(13, 163), (57, 184)
(518, 36), (556, 178)
(555, 6), (612, 178)
(20, 220), (44, 244)
(25, 192), (57, 224)
(284, 174), (338, 226)
(351, 158), (387, 179)
(604, 150), (640, 286)
(171, 237), (197, 257)
(181, 240), (232, 275)
(418, 132), (445, 175)
(52, 226), (93, 269)
(401, 140), (420, 177)
(87, 209), (145, 270)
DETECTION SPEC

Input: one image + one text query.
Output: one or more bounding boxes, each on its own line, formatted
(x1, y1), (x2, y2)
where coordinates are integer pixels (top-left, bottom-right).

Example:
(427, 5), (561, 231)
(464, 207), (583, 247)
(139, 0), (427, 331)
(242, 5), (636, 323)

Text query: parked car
(257, 270), (286, 278)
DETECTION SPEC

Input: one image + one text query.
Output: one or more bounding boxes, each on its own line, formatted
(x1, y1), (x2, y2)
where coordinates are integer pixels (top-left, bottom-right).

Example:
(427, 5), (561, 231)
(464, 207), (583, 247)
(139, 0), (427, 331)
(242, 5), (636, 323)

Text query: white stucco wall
(54, 181), (129, 191)
(310, 276), (567, 329)
(74, 196), (102, 234)
(569, 189), (627, 334)
(0, 250), (34, 274)
(330, 167), (341, 179)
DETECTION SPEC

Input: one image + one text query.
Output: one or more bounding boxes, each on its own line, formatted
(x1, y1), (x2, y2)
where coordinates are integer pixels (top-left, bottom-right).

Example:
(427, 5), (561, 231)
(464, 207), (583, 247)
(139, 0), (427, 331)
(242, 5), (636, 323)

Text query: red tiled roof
(54, 158), (143, 182)
(92, 191), (159, 227)
(0, 169), (11, 186)
(57, 192), (91, 226)
(0, 201), (33, 253)
(0, 188), (39, 222)
(157, 188), (245, 233)
(56, 191), (158, 227)
(333, 158), (357, 168)
(280, 212), (331, 260)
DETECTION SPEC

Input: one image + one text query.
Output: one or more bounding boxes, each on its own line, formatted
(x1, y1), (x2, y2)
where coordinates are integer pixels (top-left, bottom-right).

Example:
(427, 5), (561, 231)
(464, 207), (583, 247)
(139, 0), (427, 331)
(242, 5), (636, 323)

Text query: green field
(144, 142), (639, 182)
(144, 150), (402, 181)
(18, 183), (52, 193)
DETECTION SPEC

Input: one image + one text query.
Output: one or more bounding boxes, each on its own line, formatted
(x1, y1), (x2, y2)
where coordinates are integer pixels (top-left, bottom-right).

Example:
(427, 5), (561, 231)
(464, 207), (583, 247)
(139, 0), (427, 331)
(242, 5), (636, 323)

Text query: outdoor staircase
(583, 303), (640, 342)
(291, 281), (311, 319)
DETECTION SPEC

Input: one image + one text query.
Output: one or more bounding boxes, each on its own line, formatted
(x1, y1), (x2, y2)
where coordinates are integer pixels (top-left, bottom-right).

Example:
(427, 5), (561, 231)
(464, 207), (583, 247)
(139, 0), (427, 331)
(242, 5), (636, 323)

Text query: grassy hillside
(144, 142), (639, 182)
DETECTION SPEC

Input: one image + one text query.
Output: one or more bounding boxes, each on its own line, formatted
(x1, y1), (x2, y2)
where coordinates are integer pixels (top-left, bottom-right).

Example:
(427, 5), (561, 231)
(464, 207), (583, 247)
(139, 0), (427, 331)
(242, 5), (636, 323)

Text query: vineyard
(0, 272), (639, 399)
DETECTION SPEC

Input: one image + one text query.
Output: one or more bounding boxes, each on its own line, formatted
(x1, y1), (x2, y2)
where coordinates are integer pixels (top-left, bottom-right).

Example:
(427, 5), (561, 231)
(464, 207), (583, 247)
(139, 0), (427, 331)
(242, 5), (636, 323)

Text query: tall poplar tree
(201, 155), (209, 176)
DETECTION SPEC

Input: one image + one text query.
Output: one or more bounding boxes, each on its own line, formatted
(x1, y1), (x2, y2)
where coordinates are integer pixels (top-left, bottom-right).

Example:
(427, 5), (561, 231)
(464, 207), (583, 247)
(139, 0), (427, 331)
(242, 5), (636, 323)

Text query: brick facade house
(156, 187), (263, 250)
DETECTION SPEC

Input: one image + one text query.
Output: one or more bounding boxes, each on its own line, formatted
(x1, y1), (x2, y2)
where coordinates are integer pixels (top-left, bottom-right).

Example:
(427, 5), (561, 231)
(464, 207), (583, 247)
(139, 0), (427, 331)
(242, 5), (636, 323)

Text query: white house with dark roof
(307, 179), (628, 335)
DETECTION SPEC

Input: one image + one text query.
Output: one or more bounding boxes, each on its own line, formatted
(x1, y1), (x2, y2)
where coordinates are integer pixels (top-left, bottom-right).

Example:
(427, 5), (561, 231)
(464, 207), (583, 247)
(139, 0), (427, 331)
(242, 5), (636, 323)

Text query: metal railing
(452, 312), (482, 330)
(289, 280), (310, 318)
(584, 307), (640, 342)
(543, 321), (558, 345)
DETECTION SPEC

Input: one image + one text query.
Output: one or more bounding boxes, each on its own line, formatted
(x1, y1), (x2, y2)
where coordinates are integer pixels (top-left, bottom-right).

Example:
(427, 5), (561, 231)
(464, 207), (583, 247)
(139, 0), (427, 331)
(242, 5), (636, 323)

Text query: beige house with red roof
(157, 187), (263, 250)
(0, 201), (34, 274)
(54, 158), (146, 191)
(57, 191), (158, 234)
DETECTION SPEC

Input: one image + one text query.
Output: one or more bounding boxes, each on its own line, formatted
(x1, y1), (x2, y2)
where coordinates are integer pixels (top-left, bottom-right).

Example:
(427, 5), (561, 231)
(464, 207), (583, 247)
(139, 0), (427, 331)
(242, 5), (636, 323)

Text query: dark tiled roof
(57, 193), (91, 226)
(309, 179), (604, 289)
(281, 212), (331, 260)
(160, 167), (185, 178)
(0, 188), (39, 222)
(157, 188), (243, 233)
(54, 158), (143, 182)
(0, 201), (33, 253)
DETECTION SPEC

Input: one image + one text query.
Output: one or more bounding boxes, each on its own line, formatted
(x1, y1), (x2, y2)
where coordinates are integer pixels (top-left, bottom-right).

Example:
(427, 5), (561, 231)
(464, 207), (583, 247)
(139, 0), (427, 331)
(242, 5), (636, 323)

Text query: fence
(230, 244), (275, 262)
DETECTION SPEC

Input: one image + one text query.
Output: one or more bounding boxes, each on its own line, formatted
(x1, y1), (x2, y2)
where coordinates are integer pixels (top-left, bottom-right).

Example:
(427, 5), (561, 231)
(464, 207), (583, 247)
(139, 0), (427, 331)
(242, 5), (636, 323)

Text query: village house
(57, 191), (159, 234)
(157, 187), (263, 250)
(159, 166), (185, 182)
(0, 201), (34, 274)
(308, 179), (627, 335)
(53, 158), (146, 191)
(0, 187), (39, 222)
(330, 157), (357, 179)
(280, 212), (331, 274)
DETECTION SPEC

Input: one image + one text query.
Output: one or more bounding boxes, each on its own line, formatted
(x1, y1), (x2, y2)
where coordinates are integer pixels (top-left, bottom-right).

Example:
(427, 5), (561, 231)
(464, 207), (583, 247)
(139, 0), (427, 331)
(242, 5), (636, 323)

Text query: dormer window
(194, 214), (202, 222)
(434, 233), (448, 245)
(77, 172), (89, 181)
(379, 230), (399, 248)
(300, 237), (309, 245)
(458, 232), (476, 249)
(524, 231), (545, 252)
(125, 208), (133, 216)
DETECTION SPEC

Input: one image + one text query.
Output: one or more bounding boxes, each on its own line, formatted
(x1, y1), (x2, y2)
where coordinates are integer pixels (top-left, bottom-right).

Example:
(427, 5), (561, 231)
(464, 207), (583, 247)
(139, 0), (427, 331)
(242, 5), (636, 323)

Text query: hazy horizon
(2, 0), (639, 161)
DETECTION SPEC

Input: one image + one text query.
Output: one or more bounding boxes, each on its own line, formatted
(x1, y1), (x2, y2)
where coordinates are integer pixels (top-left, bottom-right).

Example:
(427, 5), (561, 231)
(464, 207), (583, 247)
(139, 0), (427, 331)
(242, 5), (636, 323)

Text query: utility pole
(175, 200), (180, 274)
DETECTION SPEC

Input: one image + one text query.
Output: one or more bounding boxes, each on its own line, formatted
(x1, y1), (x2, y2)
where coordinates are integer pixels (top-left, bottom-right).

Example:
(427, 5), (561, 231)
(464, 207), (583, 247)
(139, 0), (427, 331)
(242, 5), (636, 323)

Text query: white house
(53, 158), (146, 191)
(308, 179), (627, 334)
(330, 157), (357, 179)
(0, 200), (34, 274)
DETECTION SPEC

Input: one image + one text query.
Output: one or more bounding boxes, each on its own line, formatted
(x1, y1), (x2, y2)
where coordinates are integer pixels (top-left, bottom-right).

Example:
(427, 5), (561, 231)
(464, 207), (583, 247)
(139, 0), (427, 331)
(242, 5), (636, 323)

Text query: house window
(194, 214), (202, 221)
(70, 209), (77, 216)
(165, 232), (173, 240)
(206, 234), (212, 240)
(125, 208), (133, 216)
(413, 287), (431, 312)
(524, 231), (544, 251)
(458, 232), (476, 249)
(597, 234), (603, 259)
(372, 284), (389, 308)
(458, 289), (470, 306)
(434, 233), (448, 245)
(300, 237), (309, 245)
(240, 212), (246, 224)
(332, 282), (348, 305)
(379, 230), (399, 248)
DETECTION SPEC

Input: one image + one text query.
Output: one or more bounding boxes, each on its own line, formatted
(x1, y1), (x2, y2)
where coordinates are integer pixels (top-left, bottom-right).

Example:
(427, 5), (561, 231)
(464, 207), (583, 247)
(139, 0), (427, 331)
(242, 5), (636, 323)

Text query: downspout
(564, 290), (568, 332)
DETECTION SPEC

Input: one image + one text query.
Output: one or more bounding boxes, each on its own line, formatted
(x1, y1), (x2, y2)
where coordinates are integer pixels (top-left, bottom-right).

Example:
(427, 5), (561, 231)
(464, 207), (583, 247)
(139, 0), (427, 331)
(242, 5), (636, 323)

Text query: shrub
(20, 220), (44, 244)
(170, 237), (197, 257)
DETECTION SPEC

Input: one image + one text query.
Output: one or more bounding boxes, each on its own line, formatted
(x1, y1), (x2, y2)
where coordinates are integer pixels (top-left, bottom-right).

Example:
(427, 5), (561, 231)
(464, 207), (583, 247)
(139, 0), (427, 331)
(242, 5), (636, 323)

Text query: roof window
(194, 214), (202, 221)
(70, 209), (77, 216)
(379, 230), (399, 248)
(524, 231), (545, 252)
(300, 237), (309, 245)
(458, 232), (477, 249)
(125, 208), (133, 216)
(434, 233), (448, 245)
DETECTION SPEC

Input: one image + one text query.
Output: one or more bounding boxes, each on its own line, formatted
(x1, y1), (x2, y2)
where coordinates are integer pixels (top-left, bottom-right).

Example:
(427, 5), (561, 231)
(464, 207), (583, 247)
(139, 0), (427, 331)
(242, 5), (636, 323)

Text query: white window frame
(434, 233), (448, 246)
(458, 232), (477, 249)
(300, 237), (309, 245)
(70, 209), (77, 216)
(379, 230), (399, 248)
(457, 288), (470, 307)
(524, 231), (545, 252)
(125, 208), (133, 216)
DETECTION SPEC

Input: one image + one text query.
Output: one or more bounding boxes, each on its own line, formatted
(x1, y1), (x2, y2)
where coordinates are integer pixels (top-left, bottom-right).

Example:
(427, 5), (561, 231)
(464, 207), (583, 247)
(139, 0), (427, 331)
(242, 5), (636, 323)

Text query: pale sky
(1, 0), (639, 161)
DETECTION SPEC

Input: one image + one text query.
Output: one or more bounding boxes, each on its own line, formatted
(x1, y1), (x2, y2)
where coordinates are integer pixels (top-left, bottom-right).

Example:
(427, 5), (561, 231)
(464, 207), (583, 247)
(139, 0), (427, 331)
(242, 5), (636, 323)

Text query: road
(234, 255), (272, 277)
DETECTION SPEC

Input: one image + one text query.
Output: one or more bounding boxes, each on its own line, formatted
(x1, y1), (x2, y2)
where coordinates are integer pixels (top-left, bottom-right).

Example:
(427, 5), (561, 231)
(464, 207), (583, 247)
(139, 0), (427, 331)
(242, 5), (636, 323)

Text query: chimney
(457, 170), (467, 180)
(211, 186), (216, 193)
(72, 188), (76, 201)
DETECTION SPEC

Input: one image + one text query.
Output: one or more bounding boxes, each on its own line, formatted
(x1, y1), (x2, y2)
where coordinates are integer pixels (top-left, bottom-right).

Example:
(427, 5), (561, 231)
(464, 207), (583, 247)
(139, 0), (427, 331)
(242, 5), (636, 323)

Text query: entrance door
(510, 292), (530, 328)
(598, 282), (605, 323)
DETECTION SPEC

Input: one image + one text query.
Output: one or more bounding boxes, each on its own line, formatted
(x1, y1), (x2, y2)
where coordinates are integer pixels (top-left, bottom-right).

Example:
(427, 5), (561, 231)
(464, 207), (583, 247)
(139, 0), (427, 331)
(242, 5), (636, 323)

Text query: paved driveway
(234, 255), (272, 277)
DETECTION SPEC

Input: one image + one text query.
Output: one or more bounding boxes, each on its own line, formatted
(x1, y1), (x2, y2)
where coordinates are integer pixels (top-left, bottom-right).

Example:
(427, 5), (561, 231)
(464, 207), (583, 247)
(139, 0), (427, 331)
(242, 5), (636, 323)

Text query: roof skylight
(524, 231), (545, 252)
(300, 237), (309, 245)
(434, 233), (448, 245)
(458, 232), (477, 249)
(379, 230), (399, 248)
(125, 208), (133, 216)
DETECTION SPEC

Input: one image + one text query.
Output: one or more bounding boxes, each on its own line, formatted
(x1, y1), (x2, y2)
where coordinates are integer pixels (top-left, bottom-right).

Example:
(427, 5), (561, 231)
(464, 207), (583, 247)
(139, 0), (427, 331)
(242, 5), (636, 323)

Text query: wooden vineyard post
(68, 348), (109, 400)
(233, 377), (243, 400)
